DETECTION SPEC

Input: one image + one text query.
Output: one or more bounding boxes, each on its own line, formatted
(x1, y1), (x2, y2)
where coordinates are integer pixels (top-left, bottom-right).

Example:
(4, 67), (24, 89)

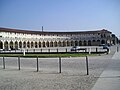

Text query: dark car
(107, 43), (111, 47)
(99, 44), (109, 49)
(103, 45), (109, 49)
(71, 46), (81, 51)
(99, 44), (111, 47)
(99, 44), (106, 46)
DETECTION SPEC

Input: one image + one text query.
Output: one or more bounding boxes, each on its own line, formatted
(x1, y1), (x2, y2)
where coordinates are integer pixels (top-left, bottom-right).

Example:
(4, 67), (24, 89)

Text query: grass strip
(0, 53), (100, 57)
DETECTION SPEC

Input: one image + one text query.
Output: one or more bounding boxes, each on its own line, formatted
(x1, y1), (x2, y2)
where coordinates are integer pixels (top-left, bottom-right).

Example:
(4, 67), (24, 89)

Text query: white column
(18, 41), (19, 49)
(3, 41), (4, 49)
(13, 41), (15, 49)
(8, 41), (10, 50)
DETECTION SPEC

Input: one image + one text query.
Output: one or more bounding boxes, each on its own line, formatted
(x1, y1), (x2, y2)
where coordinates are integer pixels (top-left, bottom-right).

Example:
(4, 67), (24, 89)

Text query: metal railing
(0, 56), (89, 75)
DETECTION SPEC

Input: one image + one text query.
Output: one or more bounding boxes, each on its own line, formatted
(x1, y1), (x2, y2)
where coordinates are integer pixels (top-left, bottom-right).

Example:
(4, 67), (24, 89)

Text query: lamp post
(42, 26), (43, 32)
(119, 36), (120, 45)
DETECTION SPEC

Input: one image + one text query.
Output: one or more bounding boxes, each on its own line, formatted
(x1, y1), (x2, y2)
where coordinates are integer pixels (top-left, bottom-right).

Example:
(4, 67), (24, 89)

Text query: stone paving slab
(92, 50), (120, 90)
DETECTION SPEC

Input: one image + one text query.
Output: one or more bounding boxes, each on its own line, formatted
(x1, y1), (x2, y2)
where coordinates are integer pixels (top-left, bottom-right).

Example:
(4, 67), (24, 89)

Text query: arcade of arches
(0, 40), (106, 49)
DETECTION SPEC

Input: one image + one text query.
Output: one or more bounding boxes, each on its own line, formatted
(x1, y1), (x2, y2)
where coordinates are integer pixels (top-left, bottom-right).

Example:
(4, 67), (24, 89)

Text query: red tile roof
(0, 27), (111, 35)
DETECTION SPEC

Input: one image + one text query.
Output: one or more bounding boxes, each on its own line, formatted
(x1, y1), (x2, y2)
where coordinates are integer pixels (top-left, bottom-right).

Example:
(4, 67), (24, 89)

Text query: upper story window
(101, 34), (103, 38)
(104, 34), (106, 38)
(98, 33), (100, 35)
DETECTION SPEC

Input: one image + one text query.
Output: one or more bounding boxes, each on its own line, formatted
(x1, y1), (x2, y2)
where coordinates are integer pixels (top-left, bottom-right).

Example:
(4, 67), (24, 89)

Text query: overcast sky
(0, 0), (120, 37)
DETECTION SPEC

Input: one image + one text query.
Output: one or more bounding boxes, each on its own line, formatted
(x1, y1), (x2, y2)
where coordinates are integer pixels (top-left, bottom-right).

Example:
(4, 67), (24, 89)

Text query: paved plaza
(92, 45), (120, 90)
(0, 46), (120, 90)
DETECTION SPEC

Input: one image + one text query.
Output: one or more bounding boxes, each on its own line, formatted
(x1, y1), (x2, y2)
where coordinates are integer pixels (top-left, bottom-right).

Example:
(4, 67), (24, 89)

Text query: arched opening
(54, 41), (57, 47)
(27, 41), (30, 48)
(88, 40), (91, 46)
(35, 42), (38, 48)
(31, 42), (34, 48)
(39, 42), (41, 48)
(15, 41), (18, 49)
(97, 40), (100, 45)
(92, 40), (96, 46)
(0, 41), (3, 49)
(75, 41), (78, 46)
(23, 41), (26, 48)
(79, 41), (82, 46)
(43, 41), (46, 47)
(67, 41), (70, 46)
(71, 41), (74, 46)
(4, 41), (8, 50)
(58, 41), (61, 47)
(83, 40), (87, 46)
(10, 41), (13, 50)
(19, 41), (22, 48)
(63, 41), (66, 47)
(50, 41), (53, 47)
(46, 41), (49, 47)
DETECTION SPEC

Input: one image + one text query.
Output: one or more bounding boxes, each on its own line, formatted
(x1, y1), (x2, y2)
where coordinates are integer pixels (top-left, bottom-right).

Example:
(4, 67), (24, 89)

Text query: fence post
(66, 48), (67, 52)
(117, 46), (119, 52)
(106, 48), (110, 54)
(86, 56), (89, 75)
(57, 48), (58, 53)
(59, 57), (62, 73)
(41, 49), (42, 53)
(23, 49), (25, 56)
(96, 48), (98, 52)
(89, 48), (91, 54)
(85, 48), (87, 53)
(33, 49), (35, 52)
(18, 56), (20, 70)
(48, 49), (50, 53)
(36, 56), (39, 72)
(3, 56), (5, 69)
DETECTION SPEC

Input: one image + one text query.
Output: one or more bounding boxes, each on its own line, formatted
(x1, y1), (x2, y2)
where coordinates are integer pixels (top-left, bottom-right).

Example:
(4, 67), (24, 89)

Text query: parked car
(99, 44), (106, 46)
(99, 44), (109, 49)
(106, 43), (111, 47)
(103, 45), (109, 49)
(99, 44), (111, 47)
(71, 46), (81, 51)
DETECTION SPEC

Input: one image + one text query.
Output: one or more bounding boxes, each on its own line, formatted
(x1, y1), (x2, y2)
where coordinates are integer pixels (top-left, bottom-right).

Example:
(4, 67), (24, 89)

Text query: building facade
(0, 27), (117, 50)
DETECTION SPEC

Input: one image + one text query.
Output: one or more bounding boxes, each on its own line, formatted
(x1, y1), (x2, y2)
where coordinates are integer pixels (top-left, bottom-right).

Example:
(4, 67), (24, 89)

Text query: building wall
(0, 28), (114, 50)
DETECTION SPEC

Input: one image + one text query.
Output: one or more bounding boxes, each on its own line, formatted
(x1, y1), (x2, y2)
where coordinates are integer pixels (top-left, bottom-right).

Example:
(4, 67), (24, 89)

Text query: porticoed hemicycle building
(0, 27), (117, 50)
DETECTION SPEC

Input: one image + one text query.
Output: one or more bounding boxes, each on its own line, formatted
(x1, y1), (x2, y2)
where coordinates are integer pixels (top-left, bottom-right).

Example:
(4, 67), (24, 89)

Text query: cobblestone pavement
(0, 46), (118, 90)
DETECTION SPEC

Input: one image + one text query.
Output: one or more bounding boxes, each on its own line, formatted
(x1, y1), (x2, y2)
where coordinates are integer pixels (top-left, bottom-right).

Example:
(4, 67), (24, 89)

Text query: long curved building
(0, 27), (117, 50)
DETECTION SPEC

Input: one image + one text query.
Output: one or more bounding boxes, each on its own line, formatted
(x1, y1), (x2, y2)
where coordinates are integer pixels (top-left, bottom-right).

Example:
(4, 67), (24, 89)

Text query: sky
(0, 0), (120, 37)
